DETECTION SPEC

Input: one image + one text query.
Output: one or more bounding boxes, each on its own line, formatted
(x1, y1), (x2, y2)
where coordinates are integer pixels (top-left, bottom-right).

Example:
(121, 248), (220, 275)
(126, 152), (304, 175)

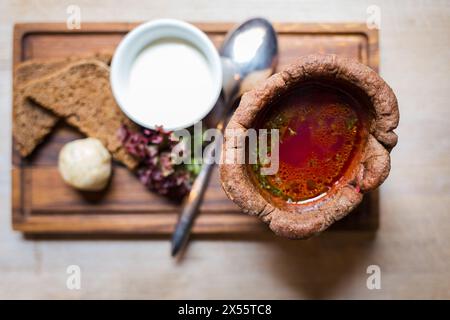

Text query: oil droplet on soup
(253, 84), (365, 203)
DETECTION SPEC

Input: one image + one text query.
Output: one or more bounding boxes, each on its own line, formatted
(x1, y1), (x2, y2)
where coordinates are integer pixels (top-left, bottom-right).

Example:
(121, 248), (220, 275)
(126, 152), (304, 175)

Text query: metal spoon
(171, 18), (278, 257)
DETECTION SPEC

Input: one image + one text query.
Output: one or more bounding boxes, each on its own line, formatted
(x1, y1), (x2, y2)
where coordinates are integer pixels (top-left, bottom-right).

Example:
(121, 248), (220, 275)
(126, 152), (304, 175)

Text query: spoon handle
(171, 143), (217, 256)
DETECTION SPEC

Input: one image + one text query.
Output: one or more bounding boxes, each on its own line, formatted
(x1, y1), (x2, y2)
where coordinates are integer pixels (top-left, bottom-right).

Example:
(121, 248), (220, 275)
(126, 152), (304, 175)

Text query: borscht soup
(252, 82), (369, 204)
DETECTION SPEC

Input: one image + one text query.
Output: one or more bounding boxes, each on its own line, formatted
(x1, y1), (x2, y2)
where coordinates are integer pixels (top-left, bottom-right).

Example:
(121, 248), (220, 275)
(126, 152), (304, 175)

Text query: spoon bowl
(220, 18), (278, 103)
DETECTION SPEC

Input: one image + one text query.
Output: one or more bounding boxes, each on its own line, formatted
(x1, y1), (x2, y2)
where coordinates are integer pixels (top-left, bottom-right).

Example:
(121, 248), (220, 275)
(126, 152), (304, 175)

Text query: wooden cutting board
(12, 22), (379, 235)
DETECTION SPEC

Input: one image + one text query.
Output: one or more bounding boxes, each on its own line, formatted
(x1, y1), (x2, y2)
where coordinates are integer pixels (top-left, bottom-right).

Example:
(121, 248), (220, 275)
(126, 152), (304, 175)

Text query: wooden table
(0, 0), (449, 299)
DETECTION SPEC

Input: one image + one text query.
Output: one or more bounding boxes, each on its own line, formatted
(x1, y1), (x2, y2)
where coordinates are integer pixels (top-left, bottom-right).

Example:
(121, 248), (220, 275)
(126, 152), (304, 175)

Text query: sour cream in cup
(111, 19), (222, 131)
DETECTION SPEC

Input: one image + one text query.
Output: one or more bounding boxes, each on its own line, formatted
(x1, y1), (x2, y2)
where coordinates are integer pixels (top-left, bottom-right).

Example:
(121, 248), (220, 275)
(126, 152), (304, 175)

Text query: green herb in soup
(253, 84), (366, 203)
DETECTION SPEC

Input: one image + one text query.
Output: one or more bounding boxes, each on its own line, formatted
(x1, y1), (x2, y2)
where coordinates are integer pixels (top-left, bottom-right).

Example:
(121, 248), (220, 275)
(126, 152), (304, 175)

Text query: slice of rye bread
(13, 51), (113, 157)
(24, 59), (139, 170)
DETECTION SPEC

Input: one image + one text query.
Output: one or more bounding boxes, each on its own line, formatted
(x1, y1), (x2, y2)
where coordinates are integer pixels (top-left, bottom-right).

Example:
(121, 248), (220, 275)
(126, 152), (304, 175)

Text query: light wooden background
(0, 0), (449, 299)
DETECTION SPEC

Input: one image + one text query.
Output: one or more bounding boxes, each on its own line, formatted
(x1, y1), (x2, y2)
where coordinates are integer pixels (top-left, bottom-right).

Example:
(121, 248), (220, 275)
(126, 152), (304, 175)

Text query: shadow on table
(25, 229), (377, 299)
(265, 231), (377, 299)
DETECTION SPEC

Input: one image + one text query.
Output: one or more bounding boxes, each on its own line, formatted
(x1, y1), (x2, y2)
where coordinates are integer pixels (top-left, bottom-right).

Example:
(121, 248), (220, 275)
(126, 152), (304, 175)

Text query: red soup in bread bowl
(219, 54), (399, 239)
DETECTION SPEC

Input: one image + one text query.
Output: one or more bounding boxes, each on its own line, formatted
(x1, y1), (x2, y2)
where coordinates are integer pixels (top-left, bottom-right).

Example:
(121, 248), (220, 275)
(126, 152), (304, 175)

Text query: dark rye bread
(24, 60), (139, 170)
(13, 51), (113, 157)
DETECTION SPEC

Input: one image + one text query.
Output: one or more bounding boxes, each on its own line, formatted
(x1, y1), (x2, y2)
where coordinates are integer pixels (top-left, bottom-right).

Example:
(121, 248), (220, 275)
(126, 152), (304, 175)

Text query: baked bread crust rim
(219, 54), (399, 239)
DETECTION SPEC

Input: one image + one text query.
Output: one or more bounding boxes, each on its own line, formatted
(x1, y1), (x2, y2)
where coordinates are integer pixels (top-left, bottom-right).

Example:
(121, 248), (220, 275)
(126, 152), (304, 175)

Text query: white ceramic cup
(110, 19), (222, 131)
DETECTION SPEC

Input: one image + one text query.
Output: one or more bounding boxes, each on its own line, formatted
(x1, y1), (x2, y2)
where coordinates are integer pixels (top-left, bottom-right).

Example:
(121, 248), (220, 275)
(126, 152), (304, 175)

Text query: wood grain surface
(12, 22), (379, 235)
(1, 0), (449, 300)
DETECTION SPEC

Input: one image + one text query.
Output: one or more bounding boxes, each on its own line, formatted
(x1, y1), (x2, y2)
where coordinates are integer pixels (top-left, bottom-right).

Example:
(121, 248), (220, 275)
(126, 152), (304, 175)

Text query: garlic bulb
(58, 138), (112, 191)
